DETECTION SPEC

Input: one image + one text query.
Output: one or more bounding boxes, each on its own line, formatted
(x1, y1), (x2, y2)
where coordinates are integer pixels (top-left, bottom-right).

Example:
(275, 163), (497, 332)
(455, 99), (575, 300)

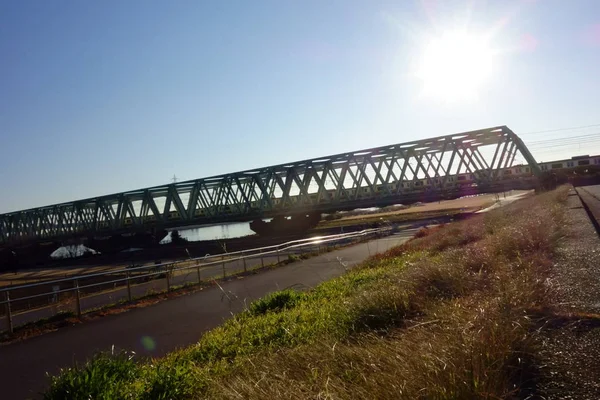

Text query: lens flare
(141, 336), (156, 351)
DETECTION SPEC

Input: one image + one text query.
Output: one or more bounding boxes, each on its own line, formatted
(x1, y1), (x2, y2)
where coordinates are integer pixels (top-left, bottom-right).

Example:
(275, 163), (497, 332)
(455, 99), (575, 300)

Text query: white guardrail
(0, 227), (391, 333)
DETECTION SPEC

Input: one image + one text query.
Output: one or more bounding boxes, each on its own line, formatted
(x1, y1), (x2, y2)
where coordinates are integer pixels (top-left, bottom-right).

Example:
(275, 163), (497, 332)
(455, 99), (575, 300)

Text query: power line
(533, 145), (600, 154)
(524, 131), (600, 160)
(520, 123), (600, 136)
(525, 134), (600, 153)
(526, 132), (600, 146)
(529, 140), (600, 151)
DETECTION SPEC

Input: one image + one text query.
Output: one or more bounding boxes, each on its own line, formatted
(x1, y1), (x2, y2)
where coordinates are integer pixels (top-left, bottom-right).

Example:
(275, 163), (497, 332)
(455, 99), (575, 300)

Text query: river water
(160, 221), (256, 243)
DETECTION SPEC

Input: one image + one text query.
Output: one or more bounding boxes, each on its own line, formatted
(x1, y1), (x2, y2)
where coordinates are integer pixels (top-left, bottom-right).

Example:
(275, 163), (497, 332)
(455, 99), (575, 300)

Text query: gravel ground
(536, 189), (600, 399)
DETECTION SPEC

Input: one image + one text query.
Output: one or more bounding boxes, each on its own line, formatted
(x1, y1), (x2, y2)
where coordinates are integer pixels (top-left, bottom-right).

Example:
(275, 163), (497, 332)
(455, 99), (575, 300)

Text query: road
(0, 231), (415, 400)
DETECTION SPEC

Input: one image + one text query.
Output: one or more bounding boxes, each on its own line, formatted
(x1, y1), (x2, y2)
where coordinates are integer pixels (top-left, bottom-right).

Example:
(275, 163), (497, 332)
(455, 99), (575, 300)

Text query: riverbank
(45, 187), (570, 399)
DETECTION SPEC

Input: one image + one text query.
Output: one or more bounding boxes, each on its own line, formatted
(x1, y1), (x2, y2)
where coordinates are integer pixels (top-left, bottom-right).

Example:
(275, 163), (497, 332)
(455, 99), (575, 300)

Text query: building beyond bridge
(0, 126), (540, 247)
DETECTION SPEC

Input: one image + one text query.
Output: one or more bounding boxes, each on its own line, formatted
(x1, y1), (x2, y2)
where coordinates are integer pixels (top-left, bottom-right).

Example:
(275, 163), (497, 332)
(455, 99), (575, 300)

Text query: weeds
(139, 361), (196, 400)
(44, 348), (138, 400)
(247, 289), (306, 315)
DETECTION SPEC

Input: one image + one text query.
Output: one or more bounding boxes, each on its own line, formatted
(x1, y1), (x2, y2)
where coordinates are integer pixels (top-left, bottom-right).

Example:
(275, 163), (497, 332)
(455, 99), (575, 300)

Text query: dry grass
(203, 187), (568, 400)
(322, 192), (507, 223)
(44, 187), (569, 400)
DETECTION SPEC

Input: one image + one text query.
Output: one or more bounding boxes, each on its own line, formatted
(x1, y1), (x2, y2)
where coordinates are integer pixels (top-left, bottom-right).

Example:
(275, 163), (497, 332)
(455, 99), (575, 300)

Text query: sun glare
(414, 30), (495, 103)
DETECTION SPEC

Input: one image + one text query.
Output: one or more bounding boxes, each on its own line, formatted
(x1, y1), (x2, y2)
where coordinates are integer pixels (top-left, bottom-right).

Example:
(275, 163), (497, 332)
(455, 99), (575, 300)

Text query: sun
(414, 29), (495, 103)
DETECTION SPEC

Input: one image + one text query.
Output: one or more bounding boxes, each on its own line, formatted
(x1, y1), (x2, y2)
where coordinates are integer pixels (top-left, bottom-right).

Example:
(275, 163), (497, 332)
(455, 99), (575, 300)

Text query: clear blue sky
(1, 0), (599, 213)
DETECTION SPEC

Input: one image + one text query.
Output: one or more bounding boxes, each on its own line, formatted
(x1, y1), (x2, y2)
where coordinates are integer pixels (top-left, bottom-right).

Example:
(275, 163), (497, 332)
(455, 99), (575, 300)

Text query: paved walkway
(0, 231), (415, 400)
(0, 244), (324, 331)
(475, 190), (534, 213)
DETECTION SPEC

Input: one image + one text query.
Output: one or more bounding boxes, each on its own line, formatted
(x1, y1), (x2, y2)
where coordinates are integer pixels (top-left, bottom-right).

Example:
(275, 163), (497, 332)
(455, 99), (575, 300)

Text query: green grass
(44, 186), (570, 399)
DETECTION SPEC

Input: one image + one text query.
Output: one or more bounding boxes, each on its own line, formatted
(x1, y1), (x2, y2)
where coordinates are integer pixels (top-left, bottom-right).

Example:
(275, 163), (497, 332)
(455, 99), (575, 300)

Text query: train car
(167, 211), (181, 220)
(539, 155), (600, 172)
(143, 215), (157, 222)
(98, 221), (110, 229)
(318, 191), (335, 203)
(241, 158), (600, 210)
(456, 173), (475, 187)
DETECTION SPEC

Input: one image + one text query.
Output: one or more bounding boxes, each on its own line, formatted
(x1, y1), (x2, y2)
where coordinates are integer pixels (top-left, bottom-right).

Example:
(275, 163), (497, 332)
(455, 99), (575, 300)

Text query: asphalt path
(0, 230), (416, 400)
(0, 244), (329, 330)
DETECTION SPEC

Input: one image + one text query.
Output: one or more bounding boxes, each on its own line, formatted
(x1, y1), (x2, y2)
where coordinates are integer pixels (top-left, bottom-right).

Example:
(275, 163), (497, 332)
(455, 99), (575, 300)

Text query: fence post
(126, 272), (132, 302)
(276, 248), (281, 264)
(196, 261), (201, 283)
(4, 291), (13, 334)
(242, 251), (247, 273)
(166, 265), (171, 292)
(222, 256), (226, 279)
(74, 280), (82, 318)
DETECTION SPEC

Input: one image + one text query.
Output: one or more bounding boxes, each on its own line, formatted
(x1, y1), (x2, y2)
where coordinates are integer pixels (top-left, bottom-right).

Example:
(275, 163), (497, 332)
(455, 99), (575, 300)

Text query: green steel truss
(0, 126), (538, 245)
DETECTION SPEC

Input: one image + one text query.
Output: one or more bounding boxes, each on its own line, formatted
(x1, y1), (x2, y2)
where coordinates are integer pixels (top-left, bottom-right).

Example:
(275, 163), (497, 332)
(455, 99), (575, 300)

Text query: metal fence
(0, 228), (390, 333)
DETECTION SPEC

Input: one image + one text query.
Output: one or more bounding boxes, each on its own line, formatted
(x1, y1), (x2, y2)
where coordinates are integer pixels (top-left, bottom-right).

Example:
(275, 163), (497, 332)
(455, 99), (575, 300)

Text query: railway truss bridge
(0, 126), (540, 247)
